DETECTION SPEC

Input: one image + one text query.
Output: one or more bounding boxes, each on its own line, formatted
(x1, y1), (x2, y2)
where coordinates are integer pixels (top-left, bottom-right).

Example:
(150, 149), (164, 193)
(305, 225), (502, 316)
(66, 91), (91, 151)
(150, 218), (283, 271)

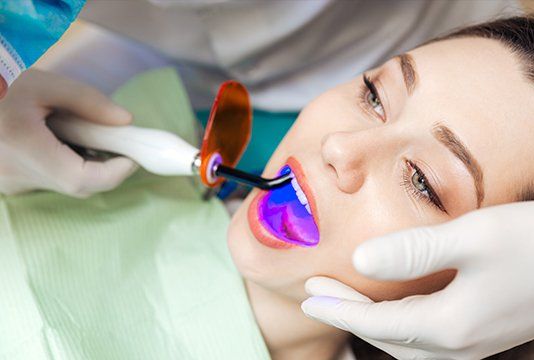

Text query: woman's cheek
(320, 218), (456, 301)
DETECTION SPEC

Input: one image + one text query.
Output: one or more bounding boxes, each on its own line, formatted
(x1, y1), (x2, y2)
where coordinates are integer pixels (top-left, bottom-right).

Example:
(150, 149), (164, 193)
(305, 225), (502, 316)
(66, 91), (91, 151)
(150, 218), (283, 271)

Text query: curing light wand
(47, 80), (289, 191)
(193, 152), (291, 190)
(214, 165), (291, 190)
(47, 116), (292, 191)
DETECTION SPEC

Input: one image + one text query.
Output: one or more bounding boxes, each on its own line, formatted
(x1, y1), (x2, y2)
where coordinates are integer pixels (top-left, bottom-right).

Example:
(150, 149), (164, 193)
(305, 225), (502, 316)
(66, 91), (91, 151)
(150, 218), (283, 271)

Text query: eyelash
(401, 160), (447, 213)
(359, 74), (386, 122)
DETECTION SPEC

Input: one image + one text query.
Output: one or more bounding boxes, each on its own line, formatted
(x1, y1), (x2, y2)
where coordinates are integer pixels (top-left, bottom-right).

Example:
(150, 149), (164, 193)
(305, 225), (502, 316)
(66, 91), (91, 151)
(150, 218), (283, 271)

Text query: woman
(0, 16), (532, 359)
(226, 15), (534, 359)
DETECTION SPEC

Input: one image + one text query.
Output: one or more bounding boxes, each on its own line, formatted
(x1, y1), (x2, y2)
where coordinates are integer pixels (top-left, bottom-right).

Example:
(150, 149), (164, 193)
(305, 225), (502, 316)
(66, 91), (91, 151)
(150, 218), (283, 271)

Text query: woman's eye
(360, 74), (386, 121)
(411, 170), (429, 195)
(403, 160), (447, 213)
(366, 90), (385, 117)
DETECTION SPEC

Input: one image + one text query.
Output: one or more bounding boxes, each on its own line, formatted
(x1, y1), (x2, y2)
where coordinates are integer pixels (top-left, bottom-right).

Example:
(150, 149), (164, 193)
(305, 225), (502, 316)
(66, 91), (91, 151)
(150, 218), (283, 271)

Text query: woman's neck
(245, 280), (348, 360)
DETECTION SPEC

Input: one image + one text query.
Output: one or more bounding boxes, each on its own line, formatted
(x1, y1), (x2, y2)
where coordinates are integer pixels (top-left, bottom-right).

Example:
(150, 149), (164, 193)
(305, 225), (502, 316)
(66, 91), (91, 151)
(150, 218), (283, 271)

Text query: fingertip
(301, 296), (354, 332)
(301, 296), (342, 316)
(352, 241), (381, 277)
(106, 104), (133, 125)
(108, 156), (138, 178)
(301, 298), (317, 319)
(304, 276), (328, 295)
(81, 156), (138, 194)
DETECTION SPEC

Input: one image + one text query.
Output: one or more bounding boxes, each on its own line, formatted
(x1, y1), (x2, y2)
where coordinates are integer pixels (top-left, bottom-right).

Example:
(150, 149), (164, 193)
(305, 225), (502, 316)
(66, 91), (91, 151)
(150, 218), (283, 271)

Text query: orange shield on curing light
(199, 81), (252, 187)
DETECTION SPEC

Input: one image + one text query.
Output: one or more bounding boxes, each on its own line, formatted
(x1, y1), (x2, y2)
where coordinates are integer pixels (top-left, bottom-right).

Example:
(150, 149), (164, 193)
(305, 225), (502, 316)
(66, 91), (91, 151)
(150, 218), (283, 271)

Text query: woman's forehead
(410, 37), (529, 96)
(408, 37), (534, 205)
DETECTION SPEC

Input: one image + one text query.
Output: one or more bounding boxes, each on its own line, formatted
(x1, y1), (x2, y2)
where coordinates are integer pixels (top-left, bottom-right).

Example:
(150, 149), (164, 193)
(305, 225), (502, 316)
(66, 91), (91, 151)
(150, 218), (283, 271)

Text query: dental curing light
(47, 81), (291, 191)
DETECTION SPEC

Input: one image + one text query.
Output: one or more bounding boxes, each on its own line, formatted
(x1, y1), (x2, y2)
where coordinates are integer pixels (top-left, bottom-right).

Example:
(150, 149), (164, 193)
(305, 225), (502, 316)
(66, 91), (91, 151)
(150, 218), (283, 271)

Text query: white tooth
(293, 178), (303, 190)
(297, 192), (307, 205)
(291, 177), (310, 207)
(305, 204), (311, 214)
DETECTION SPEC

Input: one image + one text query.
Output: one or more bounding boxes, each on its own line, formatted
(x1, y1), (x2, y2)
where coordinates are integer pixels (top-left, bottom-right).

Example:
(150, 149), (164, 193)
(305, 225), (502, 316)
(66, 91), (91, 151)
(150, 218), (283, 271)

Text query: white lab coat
(54, 0), (520, 111)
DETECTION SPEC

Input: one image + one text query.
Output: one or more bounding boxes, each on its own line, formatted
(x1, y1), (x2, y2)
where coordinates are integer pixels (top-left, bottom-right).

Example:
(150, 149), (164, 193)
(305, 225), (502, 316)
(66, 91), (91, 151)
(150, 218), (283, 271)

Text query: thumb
(31, 70), (132, 125)
(353, 221), (468, 281)
(305, 277), (372, 302)
(68, 157), (138, 197)
(301, 294), (430, 341)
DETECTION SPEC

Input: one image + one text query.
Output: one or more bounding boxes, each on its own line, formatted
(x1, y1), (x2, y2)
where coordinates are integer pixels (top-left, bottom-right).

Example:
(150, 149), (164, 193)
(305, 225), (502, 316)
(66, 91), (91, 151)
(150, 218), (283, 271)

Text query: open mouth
(255, 161), (320, 247)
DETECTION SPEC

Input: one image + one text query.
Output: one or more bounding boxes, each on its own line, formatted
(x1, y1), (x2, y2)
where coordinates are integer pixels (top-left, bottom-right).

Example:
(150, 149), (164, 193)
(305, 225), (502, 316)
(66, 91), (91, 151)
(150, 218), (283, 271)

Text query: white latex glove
(0, 69), (137, 197)
(302, 202), (534, 359)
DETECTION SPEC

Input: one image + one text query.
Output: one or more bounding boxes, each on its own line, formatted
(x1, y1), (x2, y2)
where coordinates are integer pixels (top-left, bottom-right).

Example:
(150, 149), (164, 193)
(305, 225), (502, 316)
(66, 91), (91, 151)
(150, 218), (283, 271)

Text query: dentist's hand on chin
(301, 202), (534, 359)
(0, 69), (137, 197)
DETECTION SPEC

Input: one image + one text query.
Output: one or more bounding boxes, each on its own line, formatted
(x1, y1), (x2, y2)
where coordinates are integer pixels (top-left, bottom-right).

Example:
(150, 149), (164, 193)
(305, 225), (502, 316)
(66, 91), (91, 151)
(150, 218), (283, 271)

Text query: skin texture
(227, 38), (534, 359)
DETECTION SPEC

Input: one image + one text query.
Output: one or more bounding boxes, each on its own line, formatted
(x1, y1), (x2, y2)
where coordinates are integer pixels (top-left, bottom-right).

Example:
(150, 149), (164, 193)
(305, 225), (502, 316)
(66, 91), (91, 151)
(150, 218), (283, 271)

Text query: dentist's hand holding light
(0, 70), (137, 197)
(302, 201), (534, 359)
(0, 0), (136, 196)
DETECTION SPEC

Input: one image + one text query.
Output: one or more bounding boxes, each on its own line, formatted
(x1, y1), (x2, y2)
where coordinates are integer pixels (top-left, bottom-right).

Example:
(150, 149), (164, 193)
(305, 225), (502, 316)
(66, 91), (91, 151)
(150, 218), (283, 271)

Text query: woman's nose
(321, 131), (369, 194)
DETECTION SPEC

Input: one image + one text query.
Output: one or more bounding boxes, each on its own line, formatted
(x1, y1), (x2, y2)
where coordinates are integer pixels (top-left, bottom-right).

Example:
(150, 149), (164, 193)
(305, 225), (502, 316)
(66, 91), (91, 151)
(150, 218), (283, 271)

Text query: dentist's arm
(0, 69), (137, 197)
(302, 202), (534, 359)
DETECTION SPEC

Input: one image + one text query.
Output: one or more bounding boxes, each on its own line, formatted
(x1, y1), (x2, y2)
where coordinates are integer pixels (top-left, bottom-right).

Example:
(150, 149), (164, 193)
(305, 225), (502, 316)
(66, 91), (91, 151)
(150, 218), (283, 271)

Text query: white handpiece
(47, 115), (199, 176)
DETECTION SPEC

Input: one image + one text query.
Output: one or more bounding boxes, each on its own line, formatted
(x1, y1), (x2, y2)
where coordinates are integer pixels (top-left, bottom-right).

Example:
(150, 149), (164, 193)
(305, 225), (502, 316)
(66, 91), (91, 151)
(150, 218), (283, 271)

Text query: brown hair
(351, 16), (534, 359)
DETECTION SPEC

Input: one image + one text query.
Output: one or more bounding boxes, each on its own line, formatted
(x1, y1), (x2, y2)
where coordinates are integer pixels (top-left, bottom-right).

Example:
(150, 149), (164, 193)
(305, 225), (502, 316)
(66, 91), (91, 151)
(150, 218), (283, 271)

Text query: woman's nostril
(327, 163), (337, 178)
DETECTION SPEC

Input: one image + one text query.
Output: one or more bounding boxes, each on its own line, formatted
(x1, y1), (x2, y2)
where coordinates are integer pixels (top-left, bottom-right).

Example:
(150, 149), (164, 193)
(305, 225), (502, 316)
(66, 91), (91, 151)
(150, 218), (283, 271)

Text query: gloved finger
(352, 222), (466, 281)
(301, 294), (432, 342)
(40, 131), (137, 197)
(29, 70), (132, 125)
(22, 126), (135, 197)
(305, 277), (372, 302)
(65, 157), (138, 197)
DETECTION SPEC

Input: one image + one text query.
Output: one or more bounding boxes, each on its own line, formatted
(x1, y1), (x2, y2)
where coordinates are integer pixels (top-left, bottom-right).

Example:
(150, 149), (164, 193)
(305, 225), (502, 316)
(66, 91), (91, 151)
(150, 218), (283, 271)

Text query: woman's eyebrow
(396, 53), (417, 94)
(432, 124), (485, 207)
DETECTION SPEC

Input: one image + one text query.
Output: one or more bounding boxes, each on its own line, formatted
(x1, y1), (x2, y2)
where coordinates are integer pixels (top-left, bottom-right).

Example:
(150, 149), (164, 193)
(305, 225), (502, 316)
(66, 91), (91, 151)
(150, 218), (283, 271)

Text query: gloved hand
(302, 202), (534, 359)
(0, 69), (137, 197)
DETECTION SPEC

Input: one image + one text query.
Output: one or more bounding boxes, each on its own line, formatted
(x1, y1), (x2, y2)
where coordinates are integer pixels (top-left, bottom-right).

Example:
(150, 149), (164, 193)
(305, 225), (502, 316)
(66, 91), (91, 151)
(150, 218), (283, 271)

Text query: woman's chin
(226, 193), (308, 299)
(227, 194), (269, 282)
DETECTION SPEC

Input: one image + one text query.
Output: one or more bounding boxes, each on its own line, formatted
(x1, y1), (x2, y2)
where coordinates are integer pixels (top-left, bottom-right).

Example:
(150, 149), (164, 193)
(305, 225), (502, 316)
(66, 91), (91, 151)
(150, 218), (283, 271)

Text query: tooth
(305, 204), (311, 214)
(290, 177), (310, 208)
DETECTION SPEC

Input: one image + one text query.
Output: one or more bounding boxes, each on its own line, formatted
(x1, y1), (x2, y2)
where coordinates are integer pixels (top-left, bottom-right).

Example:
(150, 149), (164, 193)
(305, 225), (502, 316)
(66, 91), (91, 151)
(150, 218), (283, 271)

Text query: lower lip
(248, 192), (296, 249)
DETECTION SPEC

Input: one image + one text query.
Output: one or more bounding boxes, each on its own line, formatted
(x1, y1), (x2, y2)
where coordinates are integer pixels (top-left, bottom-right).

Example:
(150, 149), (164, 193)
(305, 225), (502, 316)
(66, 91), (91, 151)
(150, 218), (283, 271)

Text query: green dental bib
(0, 69), (270, 360)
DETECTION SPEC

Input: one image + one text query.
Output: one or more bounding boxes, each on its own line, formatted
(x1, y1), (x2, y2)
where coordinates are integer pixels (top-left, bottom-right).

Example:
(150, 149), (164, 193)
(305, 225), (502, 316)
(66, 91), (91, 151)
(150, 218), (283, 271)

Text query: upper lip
(286, 156), (320, 230)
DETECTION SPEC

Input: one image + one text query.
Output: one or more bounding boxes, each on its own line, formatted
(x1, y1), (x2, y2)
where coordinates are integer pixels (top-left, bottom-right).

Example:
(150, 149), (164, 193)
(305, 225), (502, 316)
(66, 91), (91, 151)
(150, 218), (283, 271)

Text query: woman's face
(227, 38), (534, 302)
